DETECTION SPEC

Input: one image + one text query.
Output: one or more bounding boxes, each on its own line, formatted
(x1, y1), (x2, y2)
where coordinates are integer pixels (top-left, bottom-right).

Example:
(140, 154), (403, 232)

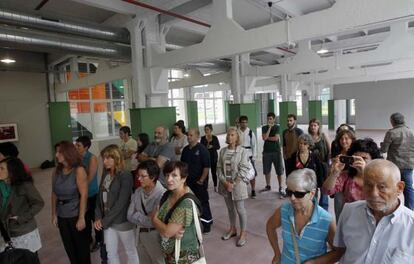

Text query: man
(181, 128), (213, 233)
(261, 112), (285, 197)
(238, 115), (258, 199)
(380, 112), (414, 210)
(127, 160), (166, 264)
(334, 159), (414, 263)
(119, 126), (138, 171)
(282, 113), (303, 161)
(138, 126), (176, 186)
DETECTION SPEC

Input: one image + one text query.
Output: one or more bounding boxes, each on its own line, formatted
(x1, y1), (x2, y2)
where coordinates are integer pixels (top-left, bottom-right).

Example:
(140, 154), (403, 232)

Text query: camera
(339, 155), (354, 165)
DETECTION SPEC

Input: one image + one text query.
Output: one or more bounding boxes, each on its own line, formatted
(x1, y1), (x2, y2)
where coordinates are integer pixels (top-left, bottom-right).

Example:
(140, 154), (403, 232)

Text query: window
(168, 88), (187, 122)
(321, 87), (330, 116)
(296, 90), (302, 116)
(168, 69), (184, 82)
(68, 79), (128, 140)
(193, 87), (224, 126)
(275, 91), (282, 116)
(350, 99), (356, 116)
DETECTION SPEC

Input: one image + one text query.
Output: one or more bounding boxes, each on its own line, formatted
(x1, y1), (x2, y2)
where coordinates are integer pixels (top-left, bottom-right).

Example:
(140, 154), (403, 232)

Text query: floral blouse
(323, 171), (364, 203)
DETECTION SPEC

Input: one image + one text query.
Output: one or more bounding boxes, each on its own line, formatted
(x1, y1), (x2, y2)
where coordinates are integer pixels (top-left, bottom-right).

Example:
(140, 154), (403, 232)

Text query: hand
(175, 147), (181, 155)
(351, 155), (366, 174)
(94, 219), (103, 231)
(332, 156), (346, 174)
(272, 254), (281, 264)
(197, 180), (204, 186)
(76, 217), (86, 231)
(52, 215), (58, 227)
(226, 181), (234, 192)
(175, 228), (185, 240)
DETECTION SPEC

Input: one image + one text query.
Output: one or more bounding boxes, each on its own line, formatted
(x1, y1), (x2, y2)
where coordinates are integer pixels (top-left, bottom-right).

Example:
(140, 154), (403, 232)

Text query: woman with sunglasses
(266, 169), (343, 264)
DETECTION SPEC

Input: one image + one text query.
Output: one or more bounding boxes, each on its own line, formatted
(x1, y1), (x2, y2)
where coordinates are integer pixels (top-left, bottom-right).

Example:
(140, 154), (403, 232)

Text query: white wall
(333, 78), (414, 129)
(0, 71), (53, 167)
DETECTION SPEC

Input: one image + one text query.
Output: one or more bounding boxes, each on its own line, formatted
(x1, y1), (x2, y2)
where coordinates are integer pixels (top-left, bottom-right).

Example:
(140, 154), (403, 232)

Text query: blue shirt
(281, 201), (332, 264)
(181, 143), (210, 185)
(83, 151), (98, 197)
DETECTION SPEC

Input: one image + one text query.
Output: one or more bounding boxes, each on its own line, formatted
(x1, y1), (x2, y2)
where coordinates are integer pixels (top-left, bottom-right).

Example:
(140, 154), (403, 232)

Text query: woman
(266, 169), (342, 264)
(217, 127), (250, 247)
(94, 144), (138, 264)
(131, 133), (150, 189)
(200, 124), (220, 191)
(0, 157), (44, 255)
(171, 122), (188, 161)
(152, 161), (202, 264)
(323, 138), (382, 217)
(52, 141), (90, 264)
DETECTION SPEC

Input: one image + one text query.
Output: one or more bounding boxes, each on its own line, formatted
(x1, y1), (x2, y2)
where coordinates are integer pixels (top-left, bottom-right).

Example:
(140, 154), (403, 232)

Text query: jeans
(104, 228), (139, 264)
(400, 169), (414, 210)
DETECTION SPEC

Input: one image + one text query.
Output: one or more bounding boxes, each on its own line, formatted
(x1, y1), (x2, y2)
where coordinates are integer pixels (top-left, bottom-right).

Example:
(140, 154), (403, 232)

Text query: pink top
(323, 171), (364, 203)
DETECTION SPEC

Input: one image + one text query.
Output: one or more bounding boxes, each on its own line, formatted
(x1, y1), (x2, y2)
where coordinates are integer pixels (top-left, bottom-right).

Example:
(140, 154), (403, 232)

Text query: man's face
(267, 116), (275, 125)
(187, 129), (199, 145)
(154, 127), (164, 143)
(287, 117), (296, 129)
(364, 167), (403, 213)
(239, 119), (248, 130)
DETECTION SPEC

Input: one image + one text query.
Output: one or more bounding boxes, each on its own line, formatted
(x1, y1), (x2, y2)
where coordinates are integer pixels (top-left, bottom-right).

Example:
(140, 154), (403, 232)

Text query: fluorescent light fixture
(183, 73), (190, 78)
(1, 58), (16, 64)
(317, 48), (329, 54)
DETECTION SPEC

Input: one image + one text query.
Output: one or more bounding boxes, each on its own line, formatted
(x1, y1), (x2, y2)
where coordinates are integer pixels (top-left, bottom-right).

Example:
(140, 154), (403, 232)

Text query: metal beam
(160, 0), (212, 25)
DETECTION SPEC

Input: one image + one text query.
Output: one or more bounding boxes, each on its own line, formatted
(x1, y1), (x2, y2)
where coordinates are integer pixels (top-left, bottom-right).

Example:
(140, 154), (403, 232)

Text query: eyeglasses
(286, 189), (310, 199)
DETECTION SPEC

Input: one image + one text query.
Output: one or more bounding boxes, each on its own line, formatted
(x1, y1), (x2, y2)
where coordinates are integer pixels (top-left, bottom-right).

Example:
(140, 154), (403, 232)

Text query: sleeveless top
(280, 201), (332, 263)
(53, 168), (79, 218)
(83, 151), (98, 197)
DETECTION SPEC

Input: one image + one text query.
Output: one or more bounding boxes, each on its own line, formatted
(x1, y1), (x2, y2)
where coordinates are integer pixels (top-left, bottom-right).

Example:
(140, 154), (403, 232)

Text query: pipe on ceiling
(0, 8), (130, 44)
(0, 26), (131, 60)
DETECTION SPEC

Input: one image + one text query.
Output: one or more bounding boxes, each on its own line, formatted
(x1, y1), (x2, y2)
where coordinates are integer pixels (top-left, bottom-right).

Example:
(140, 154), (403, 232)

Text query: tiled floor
(29, 127), (388, 264)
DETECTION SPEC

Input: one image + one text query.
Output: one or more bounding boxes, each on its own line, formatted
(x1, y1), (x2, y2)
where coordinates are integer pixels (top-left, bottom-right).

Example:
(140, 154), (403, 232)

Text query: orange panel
(78, 102), (90, 113)
(92, 83), (106, 99)
(94, 103), (107, 112)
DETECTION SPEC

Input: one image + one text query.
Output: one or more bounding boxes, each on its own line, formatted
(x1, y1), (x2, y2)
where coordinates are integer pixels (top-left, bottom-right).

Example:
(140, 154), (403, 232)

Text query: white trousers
(104, 227), (139, 264)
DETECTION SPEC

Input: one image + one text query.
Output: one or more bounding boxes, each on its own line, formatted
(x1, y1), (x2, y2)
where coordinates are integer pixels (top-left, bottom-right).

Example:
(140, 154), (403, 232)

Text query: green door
(49, 102), (72, 147)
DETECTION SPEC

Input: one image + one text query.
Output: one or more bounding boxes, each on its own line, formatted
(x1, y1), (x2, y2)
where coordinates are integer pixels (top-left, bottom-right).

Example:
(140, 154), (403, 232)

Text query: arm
(217, 149), (226, 184)
(14, 183), (45, 224)
(322, 157), (345, 195)
(76, 166), (88, 231)
(152, 199), (190, 238)
(87, 154), (98, 184)
(138, 152), (151, 162)
(251, 131), (257, 159)
(127, 191), (153, 227)
(380, 131), (392, 153)
(212, 136), (221, 150)
(51, 172), (57, 226)
(266, 208), (282, 264)
(198, 147), (211, 184)
(198, 168), (210, 184)
(152, 214), (184, 238)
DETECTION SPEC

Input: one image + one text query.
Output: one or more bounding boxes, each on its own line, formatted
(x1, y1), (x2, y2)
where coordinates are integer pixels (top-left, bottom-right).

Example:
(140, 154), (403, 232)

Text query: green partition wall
(130, 107), (176, 140)
(186, 101), (199, 129)
(279, 101), (297, 133)
(48, 102), (72, 148)
(308, 100), (322, 122)
(227, 103), (258, 130)
(328, 99), (335, 130)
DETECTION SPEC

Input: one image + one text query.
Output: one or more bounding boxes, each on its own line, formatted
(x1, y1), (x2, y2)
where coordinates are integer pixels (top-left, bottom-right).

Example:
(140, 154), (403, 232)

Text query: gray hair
(298, 134), (314, 148)
(390, 112), (405, 125)
(286, 168), (317, 191)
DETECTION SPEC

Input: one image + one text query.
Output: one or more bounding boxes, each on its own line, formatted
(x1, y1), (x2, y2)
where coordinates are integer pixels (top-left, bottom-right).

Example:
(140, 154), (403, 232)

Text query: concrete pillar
(231, 55), (241, 103)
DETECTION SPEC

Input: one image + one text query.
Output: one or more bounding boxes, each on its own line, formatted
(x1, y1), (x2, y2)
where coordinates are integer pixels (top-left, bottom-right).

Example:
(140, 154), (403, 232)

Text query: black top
(285, 151), (327, 187)
(181, 143), (211, 184)
(200, 135), (220, 162)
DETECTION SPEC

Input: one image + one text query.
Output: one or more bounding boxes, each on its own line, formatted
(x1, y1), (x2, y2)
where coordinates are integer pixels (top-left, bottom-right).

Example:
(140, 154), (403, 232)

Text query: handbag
(289, 223), (301, 264)
(175, 199), (206, 264)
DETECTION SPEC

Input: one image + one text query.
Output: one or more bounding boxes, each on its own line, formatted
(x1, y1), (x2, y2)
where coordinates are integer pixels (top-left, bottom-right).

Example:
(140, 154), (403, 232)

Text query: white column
(231, 54), (241, 103)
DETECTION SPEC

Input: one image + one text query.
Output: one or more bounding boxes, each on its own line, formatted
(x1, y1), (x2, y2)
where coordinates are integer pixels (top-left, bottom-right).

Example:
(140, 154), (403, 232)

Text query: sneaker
(259, 185), (271, 192)
(279, 187), (286, 199)
(251, 190), (256, 199)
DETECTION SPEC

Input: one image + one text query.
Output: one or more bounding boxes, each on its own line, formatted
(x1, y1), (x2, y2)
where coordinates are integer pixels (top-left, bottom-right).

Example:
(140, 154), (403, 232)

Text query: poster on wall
(0, 123), (19, 143)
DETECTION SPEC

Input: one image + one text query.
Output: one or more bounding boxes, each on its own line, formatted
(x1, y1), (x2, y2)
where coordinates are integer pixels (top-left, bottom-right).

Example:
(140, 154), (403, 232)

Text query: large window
(193, 87), (224, 126)
(68, 79), (128, 139)
(321, 87), (330, 116)
(168, 88), (187, 122)
(296, 90), (302, 116)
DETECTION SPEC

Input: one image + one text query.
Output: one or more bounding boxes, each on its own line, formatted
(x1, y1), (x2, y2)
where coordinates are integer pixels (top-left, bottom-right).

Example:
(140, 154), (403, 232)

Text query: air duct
(0, 8), (130, 44)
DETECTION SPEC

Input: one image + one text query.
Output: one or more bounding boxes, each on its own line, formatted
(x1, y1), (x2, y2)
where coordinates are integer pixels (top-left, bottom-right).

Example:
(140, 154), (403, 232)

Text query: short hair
(163, 161), (188, 180)
(298, 134), (314, 148)
(137, 160), (160, 183)
(56, 141), (82, 173)
(0, 142), (19, 158)
(119, 126), (131, 136)
(267, 112), (276, 119)
(75, 136), (92, 149)
(239, 115), (248, 122)
(347, 138), (383, 159)
(390, 112), (405, 125)
(287, 114), (297, 120)
(0, 157), (32, 185)
(100, 144), (124, 173)
(287, 168), (317, 191)
(204, 124), (213, 131)
(226, 126), (242, 146)
(308, 118), (322, 135)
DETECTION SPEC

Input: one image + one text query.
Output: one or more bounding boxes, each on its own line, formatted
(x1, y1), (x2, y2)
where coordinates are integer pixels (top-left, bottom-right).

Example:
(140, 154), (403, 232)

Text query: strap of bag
(163, 193), (201, 224)
(175, 198), (205, 264)
(140, 193), (148, 216)
(0, 219), (13, 249)
(289, 223), (301, 264)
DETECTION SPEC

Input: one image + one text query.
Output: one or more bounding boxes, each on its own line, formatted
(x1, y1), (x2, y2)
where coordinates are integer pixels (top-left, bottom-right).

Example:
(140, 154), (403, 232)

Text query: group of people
(0, 111), (413, 264)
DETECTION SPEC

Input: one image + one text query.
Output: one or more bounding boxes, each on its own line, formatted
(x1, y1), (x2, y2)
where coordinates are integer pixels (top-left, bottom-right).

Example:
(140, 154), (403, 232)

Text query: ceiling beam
(160, 0), (212, 24)
(70, 0), (141, 15)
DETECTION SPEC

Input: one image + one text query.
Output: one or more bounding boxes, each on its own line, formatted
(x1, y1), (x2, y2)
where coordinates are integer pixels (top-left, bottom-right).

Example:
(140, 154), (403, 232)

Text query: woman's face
(340, 134), (353, 150)
(137, 169), (153, 188)
(173, 125), (181, 136)
(55, 150), (65, 164)
(204, 127), (212, 135)
(0, 162), (8, 181)
(309, 122), (319, 135)
(166, 168), (185, 191)
(298, 139), (310, 153)
(103, 156), (115, 170)
(287, 182), (314, 211)
(75, 142), (87, 156)
(137, 138), (142, 147)
(226, 130), (238, 145)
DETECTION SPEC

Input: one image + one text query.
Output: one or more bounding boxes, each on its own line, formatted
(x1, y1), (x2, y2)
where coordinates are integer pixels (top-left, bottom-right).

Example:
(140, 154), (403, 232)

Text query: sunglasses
(286, 189), (310, 199)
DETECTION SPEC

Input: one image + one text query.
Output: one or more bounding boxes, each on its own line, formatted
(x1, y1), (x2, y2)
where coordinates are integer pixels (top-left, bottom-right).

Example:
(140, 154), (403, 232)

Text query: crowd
(0, 112), (413, 264)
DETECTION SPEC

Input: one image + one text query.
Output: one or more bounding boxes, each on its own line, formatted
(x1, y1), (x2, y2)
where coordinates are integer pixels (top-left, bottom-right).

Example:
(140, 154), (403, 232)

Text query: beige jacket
(217, 146), (251, 201)
(381, 124), (414, 169)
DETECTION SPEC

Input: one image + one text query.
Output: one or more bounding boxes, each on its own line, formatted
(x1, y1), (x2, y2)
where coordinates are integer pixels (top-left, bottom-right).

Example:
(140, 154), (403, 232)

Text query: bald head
(364, 159), (400, 184)
(187, 128), (200, 146)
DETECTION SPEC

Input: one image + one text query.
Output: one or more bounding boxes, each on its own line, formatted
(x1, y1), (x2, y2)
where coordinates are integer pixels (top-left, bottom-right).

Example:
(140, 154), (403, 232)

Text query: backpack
(159, 191), (202, 224)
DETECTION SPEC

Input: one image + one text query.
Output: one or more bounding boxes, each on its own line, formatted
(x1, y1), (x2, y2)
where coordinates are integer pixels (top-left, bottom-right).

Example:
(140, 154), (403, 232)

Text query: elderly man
(181, 128), (213, 233)
(334, 159), (414, 264)
(380, 112), (414, 210)
(138, 126), (176, 186)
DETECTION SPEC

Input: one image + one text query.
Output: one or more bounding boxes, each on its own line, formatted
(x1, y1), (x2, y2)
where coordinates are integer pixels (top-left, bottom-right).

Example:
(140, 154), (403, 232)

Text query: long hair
(0, 157), (32, 185)
(56, 141), (82, 174)
(226, 126), (242, 146)
(137, 133), (150, 153)
(100, 144), (124, 175)
(308, 118), (322, 136)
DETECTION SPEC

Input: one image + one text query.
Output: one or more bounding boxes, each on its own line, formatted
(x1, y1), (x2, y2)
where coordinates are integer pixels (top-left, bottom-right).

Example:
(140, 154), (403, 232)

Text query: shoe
(279, 187), (286, 199)
(251, 190), (256, 199)
(236, 238), (247, 247)
(259, 185), (271, 193)
(202, 225), (211, 234)
(221, 232), (237, 240)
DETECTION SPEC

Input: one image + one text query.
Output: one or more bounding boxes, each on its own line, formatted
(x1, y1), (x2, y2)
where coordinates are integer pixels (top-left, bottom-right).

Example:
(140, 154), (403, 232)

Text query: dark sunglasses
(286, 189), (310, 199)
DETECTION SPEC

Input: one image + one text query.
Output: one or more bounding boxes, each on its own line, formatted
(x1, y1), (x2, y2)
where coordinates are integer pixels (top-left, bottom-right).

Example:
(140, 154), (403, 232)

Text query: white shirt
(238, 127), (257, 158)
(334, 200), (414, 264)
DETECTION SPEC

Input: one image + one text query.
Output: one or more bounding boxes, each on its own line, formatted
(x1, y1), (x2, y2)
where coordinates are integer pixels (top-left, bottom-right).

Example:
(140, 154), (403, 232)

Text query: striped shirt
(281, 201), (332, 263)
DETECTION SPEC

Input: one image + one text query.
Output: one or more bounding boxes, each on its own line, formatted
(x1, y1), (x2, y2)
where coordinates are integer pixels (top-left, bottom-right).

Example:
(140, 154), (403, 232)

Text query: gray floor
(32, 127), (388, 264)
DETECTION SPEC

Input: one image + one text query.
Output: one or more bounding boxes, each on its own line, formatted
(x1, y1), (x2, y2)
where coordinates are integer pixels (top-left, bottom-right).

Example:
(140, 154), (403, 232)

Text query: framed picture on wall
(0, 123), (19, 143)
